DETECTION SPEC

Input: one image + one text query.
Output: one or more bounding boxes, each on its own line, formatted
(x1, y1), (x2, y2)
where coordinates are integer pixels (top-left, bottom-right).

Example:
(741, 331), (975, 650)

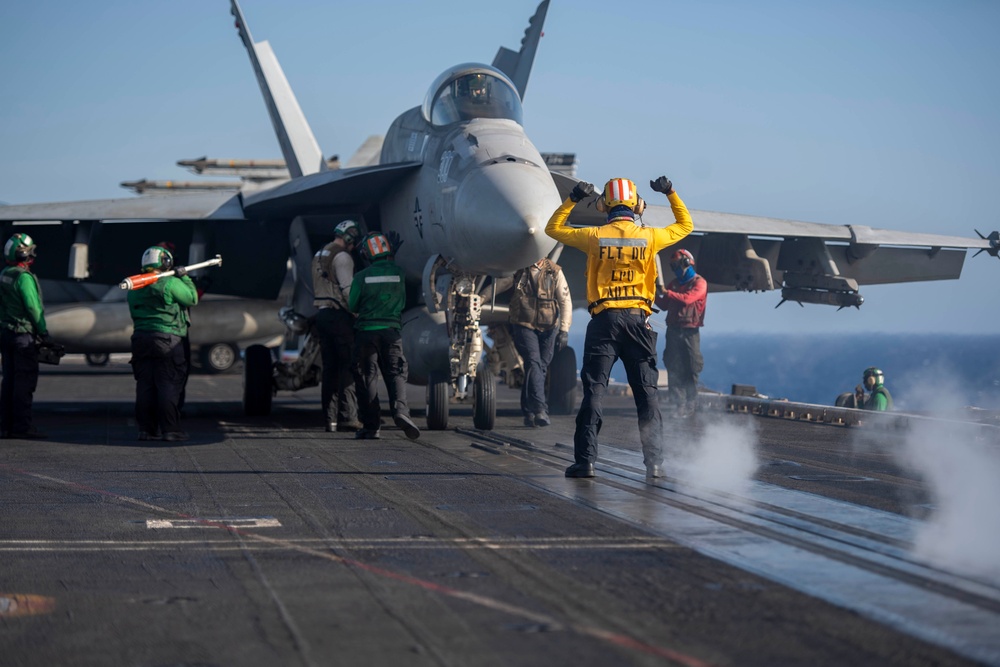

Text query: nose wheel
(426, 371), (450, 430)
(473, 367), (496, 430)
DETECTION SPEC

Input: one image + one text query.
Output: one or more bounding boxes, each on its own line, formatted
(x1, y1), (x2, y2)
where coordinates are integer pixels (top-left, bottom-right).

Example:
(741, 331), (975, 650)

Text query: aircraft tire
(243, 344), (274, 416)
(201, 342), (239, 374)
(85, 353), (110, 367)
(473, 369), (496, 431)
(426, 371), (449, 430)
(547, 345), (578, 416)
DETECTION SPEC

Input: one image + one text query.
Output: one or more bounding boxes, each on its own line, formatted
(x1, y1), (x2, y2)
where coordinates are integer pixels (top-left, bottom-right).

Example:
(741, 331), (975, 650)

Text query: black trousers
(0, 330), (39, 436)
(574, 309), (662, 468)
(664, 327), (703, 408)
(130, 332), (186, 436)
(511, 324), (557, 417)
(315, 308), (358, 424)
(353, 328), (410, 430)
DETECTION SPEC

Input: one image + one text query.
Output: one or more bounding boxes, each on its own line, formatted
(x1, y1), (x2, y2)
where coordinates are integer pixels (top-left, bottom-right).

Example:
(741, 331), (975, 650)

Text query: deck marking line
(146, 518), (282, 529)
(0, 462), (714, 667)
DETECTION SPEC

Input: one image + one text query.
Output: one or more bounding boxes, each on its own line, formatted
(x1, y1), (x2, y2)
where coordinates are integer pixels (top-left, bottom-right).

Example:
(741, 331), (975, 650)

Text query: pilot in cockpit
(457, 73), (490, 103)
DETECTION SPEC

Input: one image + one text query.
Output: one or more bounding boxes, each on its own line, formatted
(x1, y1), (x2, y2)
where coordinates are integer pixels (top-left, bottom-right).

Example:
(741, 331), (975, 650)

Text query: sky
(1, 0), (998, 334)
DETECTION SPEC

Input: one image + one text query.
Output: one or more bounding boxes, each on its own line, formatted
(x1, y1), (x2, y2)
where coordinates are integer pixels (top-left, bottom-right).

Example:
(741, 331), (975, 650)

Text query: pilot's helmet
(669, 249), (695, 272)
(863, 367), (885, 388)
(4, 233), (37, 264)
(468, 74), (488, 99)
(141, 246), (173, 273)
(457, 73), (489, 101)
(360, 232), (392, 262)
(334, 220), (361, 245)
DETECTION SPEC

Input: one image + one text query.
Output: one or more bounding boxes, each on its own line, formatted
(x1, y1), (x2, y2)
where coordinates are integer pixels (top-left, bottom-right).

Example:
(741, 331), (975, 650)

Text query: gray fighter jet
(0, 1), (995, 428)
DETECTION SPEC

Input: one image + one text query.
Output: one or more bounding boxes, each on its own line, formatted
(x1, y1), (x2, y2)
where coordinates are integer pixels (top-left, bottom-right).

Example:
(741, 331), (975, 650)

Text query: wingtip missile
(973, 229), (1000, 259)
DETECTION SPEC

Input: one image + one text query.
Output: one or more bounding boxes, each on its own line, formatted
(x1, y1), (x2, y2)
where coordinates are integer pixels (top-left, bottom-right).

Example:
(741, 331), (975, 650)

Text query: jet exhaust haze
(891, 364), (1000, 580)
(669, 416), (760, 500)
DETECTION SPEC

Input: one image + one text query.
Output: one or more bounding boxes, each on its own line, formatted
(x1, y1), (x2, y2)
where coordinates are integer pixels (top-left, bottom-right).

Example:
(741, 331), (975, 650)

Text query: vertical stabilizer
(230, 0), (325, 178)
(492, 0), (550, 101)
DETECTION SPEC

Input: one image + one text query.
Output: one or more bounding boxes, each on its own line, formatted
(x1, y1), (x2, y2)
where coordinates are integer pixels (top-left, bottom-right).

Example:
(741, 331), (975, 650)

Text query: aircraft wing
(550, 172), (996, 308)
(0, 192), (243, 222)
(0, 190), (275, 299)
(242, 161), (421, 218)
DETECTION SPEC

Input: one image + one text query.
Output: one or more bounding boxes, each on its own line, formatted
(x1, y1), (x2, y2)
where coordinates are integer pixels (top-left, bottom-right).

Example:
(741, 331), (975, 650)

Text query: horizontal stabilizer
(345, 136), (386, 168)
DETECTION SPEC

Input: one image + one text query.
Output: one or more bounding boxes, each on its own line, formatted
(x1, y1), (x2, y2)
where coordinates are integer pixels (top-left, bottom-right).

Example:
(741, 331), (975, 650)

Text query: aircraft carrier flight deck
(2, 357), (998, 667)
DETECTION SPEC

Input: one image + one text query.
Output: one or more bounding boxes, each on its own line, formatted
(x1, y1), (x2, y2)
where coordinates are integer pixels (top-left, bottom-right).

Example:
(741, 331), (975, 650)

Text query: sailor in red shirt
(654, 249), (706, 417)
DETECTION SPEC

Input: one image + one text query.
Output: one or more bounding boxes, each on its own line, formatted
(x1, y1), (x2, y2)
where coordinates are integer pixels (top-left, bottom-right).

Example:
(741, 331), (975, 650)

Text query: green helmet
(360, 232), (391, 261)
(141, 246), (174, 273)
(4, 233), (36, 263)
(863, 367), (885, 386)
(334, 220), (361, 245)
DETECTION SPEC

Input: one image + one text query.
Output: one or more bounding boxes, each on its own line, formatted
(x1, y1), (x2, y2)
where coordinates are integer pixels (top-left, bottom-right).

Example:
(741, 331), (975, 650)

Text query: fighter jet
(0, 1), (995, 428)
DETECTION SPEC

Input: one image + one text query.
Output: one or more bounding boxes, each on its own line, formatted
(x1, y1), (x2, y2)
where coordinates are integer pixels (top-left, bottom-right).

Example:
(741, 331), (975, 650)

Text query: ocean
(570, 333), (1000, 411)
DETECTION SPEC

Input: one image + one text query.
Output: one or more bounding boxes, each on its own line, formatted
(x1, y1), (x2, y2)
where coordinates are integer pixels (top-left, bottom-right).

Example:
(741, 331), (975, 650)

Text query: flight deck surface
(2, 357), (997, 666)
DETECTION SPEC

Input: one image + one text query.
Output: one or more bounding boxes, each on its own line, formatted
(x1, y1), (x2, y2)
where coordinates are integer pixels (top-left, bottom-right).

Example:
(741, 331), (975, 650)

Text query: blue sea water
(570, 333), (1000, 411)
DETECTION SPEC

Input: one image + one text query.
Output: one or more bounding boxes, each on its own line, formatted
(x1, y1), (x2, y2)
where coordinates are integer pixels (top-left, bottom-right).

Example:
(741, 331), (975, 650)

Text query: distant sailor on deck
(856, 367), (893, 411)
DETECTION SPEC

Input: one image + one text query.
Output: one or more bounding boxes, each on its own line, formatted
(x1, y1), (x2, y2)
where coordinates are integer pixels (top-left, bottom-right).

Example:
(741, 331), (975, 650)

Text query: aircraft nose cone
(451, 161), (562, 275)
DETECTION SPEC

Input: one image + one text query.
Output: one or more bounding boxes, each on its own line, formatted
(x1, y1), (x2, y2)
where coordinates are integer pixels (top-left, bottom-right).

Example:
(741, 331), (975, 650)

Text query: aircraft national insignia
(414, 198), (424, 239)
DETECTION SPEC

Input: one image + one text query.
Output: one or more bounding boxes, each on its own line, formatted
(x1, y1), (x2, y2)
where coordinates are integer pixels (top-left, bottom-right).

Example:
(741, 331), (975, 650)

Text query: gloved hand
(174, 265), (188, 278)
(569, 181), (595, 203)
(556, 331), (569, 352)
(854, 384), (865, 406)
(654, 290), (669, 310)
(649, 176), (674, 195)
(384, 230), (403, 256)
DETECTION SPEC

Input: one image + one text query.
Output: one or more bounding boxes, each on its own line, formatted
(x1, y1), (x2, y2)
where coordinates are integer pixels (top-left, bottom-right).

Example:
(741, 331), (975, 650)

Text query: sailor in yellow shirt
(545, 176), (693, 479)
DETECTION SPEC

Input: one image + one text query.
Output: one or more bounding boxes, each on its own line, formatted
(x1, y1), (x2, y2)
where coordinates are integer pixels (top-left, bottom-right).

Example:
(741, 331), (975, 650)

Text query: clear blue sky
(2, 0), (998, 333)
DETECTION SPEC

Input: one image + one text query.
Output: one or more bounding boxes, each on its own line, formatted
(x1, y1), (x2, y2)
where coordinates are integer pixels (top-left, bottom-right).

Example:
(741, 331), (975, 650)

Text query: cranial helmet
(334, 220), (361, 245)
(596, 178), (646, 217)
(4, 233), (36, 263)
(141, 246), (174, 273)
(669, 249), (695, 271)
(360, 232), (392, 261)
(863, 367), (885, 388)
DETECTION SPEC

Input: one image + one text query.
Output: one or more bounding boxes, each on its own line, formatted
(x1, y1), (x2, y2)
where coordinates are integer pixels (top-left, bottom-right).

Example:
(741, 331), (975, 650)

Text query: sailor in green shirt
(127, 246), (199, 442)
(348, 232), (419, 441)
(857, 367), (893, 411)
(0, 233), (50, 439)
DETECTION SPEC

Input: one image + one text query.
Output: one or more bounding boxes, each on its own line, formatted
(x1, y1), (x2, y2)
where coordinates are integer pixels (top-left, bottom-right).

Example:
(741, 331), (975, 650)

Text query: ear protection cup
(595, 196), (607, 213)
(634, 197), (646, 217)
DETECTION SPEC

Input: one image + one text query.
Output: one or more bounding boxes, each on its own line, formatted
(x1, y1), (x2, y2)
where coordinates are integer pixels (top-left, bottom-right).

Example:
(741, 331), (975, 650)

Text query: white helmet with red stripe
(596, 178), (646, 217)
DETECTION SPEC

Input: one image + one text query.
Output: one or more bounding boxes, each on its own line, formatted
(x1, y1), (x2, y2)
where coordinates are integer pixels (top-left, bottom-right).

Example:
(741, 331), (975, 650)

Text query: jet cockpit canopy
(421, 63), (523, 126)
